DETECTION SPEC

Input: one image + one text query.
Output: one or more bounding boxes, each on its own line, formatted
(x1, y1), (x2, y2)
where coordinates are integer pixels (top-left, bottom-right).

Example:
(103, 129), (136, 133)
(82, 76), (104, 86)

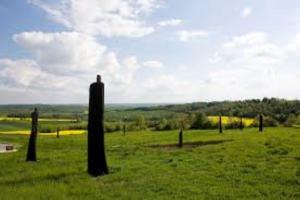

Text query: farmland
(0, 101), (299, 199)
(0, 115), (253, 135)
(0, 128), (300, 199)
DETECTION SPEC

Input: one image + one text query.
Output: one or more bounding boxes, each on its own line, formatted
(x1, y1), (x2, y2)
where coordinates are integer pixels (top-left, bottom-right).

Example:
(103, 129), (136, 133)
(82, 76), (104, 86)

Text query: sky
(0, 0), (300, 104)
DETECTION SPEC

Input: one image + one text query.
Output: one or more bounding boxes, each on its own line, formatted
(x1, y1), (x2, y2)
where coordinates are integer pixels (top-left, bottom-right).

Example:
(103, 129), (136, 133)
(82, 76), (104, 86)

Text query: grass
(0, 127), (299, 199)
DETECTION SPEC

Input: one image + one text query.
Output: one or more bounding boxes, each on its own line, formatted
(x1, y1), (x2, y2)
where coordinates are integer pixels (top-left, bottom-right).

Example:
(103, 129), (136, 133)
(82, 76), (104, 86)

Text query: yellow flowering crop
(208, 116), (254, 127)
(0, 130), (86, 136)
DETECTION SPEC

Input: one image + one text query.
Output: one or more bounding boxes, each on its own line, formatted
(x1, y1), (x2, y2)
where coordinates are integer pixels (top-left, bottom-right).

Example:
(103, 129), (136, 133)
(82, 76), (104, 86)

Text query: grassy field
(0, 127), (299, 199)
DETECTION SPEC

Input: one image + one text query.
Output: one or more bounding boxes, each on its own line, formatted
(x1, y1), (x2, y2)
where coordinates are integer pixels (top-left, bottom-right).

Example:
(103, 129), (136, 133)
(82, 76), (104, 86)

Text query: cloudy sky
(0, 0), (300, 104)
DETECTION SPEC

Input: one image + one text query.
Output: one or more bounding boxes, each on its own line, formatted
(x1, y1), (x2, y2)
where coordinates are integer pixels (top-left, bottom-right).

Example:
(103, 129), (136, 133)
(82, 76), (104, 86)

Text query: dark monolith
(123, 124), (126, 136)
(26, 108), (38, 162)
(240, 117), (244, 130)
(87, 75), (108, 176)
(259, 114), (263, 132)
(178, 128), (183, 148)
(56, 127), (60, 138)
(219, 115), (223, 133)
(123, 117), (127, 136)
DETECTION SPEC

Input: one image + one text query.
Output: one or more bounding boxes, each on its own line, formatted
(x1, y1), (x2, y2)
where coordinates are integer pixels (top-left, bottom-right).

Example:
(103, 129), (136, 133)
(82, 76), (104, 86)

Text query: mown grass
(0, 128), (299, 199)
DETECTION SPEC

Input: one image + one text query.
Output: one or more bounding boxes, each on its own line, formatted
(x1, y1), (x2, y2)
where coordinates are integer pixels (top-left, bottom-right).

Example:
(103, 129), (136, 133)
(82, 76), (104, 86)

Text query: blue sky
(0, 0), (300, 104)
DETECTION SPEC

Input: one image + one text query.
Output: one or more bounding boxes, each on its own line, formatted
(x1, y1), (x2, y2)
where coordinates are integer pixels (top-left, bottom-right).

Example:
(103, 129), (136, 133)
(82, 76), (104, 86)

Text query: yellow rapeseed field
(208, 116), (254, 127)
(0, 117), (75, 122)
(0, 130), (86, 136)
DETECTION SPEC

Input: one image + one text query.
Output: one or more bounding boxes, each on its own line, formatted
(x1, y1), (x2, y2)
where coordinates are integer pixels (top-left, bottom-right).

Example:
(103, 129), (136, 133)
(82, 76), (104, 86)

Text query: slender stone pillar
(178, 128), (183, 148)
(123, 117), (127, 136)
(259, 114), (263, 132)
(219, 115), (223, 133)
(56, 127), (60, 138)
(26, 108), (38, 162)
(87, 75), (108, 176)
(240, 117), (244, 130)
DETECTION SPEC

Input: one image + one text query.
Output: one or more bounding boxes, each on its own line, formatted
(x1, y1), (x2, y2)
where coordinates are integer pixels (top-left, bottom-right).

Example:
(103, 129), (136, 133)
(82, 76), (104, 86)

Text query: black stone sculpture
(87, 75), (108, 176)
(219, 115), (223, 133)
(26, 108), (38, 162)
(259, 114), (263, 132)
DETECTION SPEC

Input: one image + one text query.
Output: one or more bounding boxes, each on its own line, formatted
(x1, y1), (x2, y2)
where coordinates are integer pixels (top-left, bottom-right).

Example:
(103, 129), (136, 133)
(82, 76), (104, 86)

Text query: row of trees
(103, 112), (293, 133)
(130, 98), (300, 123)
(154, 113), (278, 131)
(30, 111), (299, 134)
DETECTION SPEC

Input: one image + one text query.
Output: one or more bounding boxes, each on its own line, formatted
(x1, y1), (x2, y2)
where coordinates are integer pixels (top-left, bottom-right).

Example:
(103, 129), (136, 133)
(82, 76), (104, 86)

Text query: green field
(0, 128), (300, 199)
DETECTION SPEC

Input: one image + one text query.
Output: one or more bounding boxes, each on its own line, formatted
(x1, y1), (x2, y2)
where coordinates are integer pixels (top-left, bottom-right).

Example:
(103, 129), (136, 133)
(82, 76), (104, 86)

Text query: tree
(191, 112), (211, 129)
(136, 115), (146, 130)
(156, 118), (168, 130)
(284, 114), (297, 127)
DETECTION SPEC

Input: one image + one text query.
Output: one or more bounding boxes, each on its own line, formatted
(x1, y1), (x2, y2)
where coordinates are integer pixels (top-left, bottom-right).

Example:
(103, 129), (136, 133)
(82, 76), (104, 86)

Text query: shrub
(284, 114), (297, 127)
(104, 122), (121, 133)
(154, 118), (189, 131)
(190, 112), (215, 129)
(39, 127), (54, 133)
(225, 120), (245, 129)
(135, 115), (147, 130)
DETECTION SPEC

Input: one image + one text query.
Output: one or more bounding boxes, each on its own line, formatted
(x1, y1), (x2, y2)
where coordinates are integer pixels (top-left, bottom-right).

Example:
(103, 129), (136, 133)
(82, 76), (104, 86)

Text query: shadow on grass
(147, 139), (233, 150)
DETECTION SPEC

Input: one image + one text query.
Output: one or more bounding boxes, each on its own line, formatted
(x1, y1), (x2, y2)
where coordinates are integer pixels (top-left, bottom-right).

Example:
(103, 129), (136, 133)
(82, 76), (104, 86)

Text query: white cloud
(0, 30), (148, 103)
(142, 60), (163, 68)
(111, 56), (140, 85)
(286, 34), (300, 54)
(0, 58), (76, 89)
(211, 32), (286, 65)
(204, 66), (300, 100)
(206, 32), (300, 100)
(123, 56), (139, 71)
(157, 19), (182, 27)
(177, 30), (209, 42)
(13, 31), (109, 75)
(241, 7), (252, 18)
(28, 0), (163, 37)
(0, 58), (90, 104)
(126, 74), (199, 103)
(0, 59), (43, 87)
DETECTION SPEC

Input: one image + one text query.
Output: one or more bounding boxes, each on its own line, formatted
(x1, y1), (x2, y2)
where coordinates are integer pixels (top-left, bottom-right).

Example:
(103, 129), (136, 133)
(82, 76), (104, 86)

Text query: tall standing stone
(178, 128), (183, 148)
(56, 127), (60, 138)
(87, 75), (108, 176)
(26, 108), (38, 162)
(123, 117), (127, 136)
(240, 117), (244, 130)
(259, 114), (263, 132)
(219, 115), (223, 133)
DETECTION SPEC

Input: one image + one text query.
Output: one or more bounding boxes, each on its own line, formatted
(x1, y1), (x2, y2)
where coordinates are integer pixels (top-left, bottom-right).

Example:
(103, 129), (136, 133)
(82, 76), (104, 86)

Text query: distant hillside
(0, 98), (299, 123)
(128, 98), (300, 123)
